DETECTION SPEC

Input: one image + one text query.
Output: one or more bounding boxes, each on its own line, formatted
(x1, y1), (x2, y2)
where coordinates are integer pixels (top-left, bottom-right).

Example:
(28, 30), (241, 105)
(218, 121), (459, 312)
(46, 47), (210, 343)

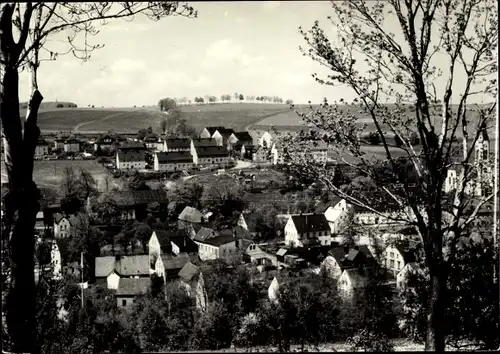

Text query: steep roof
(196, 146), (229, 158)
(290, 214), (330, 233)
(117, 149), (146, 163)
(170, 234), (199, 254)
(165, 138), (191, 149)
(195, 227), (216, 242)
(234, 131), (253, 142)
(161, 253), (191, 271)
(156, 151), (193, 163)
(95, 255), (150, 278)
(233, 225), (252, 240)
(116, 278), (150, 296)
(153, 229), (172, 248)
(178, 206), (203, 223)
(53, 213), (66, 224)
(178, 262), (200, 282)
(196, 232), (235, 247)
(191, 138), (218, 148)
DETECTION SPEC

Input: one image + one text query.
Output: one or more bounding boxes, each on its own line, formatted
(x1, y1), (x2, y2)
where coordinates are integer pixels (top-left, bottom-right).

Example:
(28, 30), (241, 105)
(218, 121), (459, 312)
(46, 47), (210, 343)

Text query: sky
(17, 1), (496, 108)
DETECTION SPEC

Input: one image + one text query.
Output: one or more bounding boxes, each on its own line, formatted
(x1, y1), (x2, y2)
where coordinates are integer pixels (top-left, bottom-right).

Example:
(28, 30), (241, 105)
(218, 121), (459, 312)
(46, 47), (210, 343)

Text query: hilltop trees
(280, 0), (497, 351)
(0, 3), (197, 351)
(158, 98), (177, 112)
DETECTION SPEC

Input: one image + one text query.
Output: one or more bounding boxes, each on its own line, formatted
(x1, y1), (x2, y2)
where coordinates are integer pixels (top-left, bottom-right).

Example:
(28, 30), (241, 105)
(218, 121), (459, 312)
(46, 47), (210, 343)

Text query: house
(94, 134), (115, 151)
(199, 127), (236, 147)
(192, 146), (230, 167)
(190, 138), (218, 157)
(271, 140), (328, 166)
(258, 131), (274, 149)
(154, 151), (194, 172)
(35, 137), (49, 158)
(95, 255), (151, 290)
(116, 148), (146, 170)
(321, 245), (376, 280)
(194, 229), (238, 261)
(164, 138), (192, 152)
(54, 134), (70, 150)
(178, 206), (203, 231)
(252, 146), (270, 163)
(170, 231), (199, 257)
(53, 213), (75, 238)
(116, 277), (151, 309)
(177, 262), (208, 312)
(268, 276), (280, 304)
(243, 243), (277, 266)
(321, 199), (352, 238)
(148, 229), (174, 268)
(231, 132), (255, 158)
(144, 133), (159, 149)
(89, 189), (168, 221)
(284, 213), (331, 247)
(396, 262), (424, 290)
(338, 268), (368, 302)
(63, 138), (80, 153)
(383, 243), (418, 276)
(155, 253), (191, 280)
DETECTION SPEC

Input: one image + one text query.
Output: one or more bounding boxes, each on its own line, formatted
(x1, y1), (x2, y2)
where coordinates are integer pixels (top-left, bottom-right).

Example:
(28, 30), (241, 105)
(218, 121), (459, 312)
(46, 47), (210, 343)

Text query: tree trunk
(425, 269), (446, 351)
(1, 62), (43, 352)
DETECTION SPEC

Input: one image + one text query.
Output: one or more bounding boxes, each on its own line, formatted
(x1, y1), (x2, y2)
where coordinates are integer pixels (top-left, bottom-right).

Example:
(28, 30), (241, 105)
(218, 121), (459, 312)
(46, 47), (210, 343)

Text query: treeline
(158, 94), (294, 107)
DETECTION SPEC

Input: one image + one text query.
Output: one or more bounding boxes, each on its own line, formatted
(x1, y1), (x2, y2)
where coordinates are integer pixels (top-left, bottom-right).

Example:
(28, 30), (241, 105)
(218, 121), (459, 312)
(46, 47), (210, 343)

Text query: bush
(348, 329), (394, 352)
(367, 132), (381, 145)
(56, 103), (64, 108)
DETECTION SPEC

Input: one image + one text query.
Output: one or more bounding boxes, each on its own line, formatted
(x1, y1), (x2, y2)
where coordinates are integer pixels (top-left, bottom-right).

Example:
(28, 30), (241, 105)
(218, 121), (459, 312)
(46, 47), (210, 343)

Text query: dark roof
(161, 253), (191, 271)
(116, 278), (150, 296)
(152, 229), (172, 249)
(53, 213), (65, 224)
(165, 138), (191, 149)
(178, 206), (203, 223)
(156, 151), (193, 163)
(196, 231), (235, 247)
(234, 131), (253, 142)
(100, 189), (168, 207)
(117, 149), (146, 162)
(195, 227), (216, 242)
(144, 133), (159, 142)
(37, 137), (48, 146)
(196, 146), (229, 157)
(191, 138), (218, 148)
(95, 135), (115, 144)
(290, 214), (330, 233)
(233, 225), (252, 240)
(170, 234), (199, 254)
(393, 244), (417, 263)
(95, 255), (150, 277)
(178, 262), (200, 282)
(65, 138), (80, 144)
(119, 142), (147, 150)
(205, 126), (230, 136)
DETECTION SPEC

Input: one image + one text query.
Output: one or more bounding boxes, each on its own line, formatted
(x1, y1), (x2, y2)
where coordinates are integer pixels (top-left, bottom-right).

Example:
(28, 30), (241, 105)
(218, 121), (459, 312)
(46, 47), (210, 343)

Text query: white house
(116, 149), (146, 170)
(35, 137), (49, 158)
(63, 138), (80, 153)
(284, 213), (331, 247)
(322, 199), (352, 236)
(194, 230), (238, 261)
(154, 151), (194, 172)
(192, 146), (230, 166)
(95, 255), (151, 290)
(53, 213), (72, 238)
(268, 277), (280, 304)
(382, 244), (417, 276)
(163, 138), (192, 152)
(338, 269), (368, 301)
(259, 131), (274, 149)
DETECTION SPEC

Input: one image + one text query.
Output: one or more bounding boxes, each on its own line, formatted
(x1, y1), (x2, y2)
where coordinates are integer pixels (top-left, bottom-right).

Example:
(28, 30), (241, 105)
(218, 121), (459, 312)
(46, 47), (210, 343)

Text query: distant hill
(19, 101), (78, 109)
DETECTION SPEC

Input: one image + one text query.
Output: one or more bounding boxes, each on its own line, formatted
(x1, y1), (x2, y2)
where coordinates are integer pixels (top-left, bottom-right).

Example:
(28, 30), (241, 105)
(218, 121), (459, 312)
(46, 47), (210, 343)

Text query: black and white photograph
(0, 1), (498, 353)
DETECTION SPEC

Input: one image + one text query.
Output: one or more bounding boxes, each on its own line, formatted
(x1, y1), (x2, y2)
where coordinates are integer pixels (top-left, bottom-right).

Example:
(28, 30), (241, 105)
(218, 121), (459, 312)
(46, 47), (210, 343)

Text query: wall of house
(196, 155), (229, 166)
(321, 255), (343, 279)
(325, 201), (350, 234)
(212, 131), (223, 146)
(64, 143), (80, 153)
(155, 161), (194, 172)
(284, 219), (301, 247)
(196, 241), (236, 261)
(35, 145), (49, 157)
(383, 245), (405, 275)
(200, 129), (211, 139)
(54, 219), (70, 238)
(116, 296), (135, 309)
(107, 272), (120, 290)
(117, 159), (146, 170)
(148, 233), (162, 265)
(337, 272), (355, 300)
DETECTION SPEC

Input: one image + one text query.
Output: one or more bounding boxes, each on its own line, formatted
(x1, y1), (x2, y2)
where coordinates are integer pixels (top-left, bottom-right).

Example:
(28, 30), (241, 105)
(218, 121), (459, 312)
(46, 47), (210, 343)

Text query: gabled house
(194, 229), (238, 261)
(116, 148), (146, 170)
(95, 255), (151, 290)
(383, 243), (418, 276)
(178, 206), (203, 232)
(94, 134), (115, 151)
(144, 133), (159, 149)
(284, 213), (331, 247)
(164, 138), (192, 152)
(155, 253), (191, 280)
(53, 213), (75, 238)
(192, 146), (230, 167)
(320, 245), (376, 280)
(271, 140), (328, 166)
(178, 262), (208, 312)
(243, 243), (277, 266)
(252, 146), (270, 163)
(116, 277), (151, 309)
(321, 198), (352, 238)
(64, 138), (81, 153)
(199, 127), (236, 147)
(338, 268), (368, 302)
(154, 151), (193, 172)
(35, 137), (49, 158)
(190, 138), (218, 157)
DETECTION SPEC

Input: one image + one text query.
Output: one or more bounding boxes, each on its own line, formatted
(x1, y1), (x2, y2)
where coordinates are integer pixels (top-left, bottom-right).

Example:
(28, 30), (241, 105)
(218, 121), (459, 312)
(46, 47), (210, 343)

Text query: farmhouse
(95, 255), (151, 290)
(116, 148), (146, 170)
(116, 278), (150, 309)
(190, 138), (218, 157)
(63, 138), (81, 153)
(195, 231), (238, 261)
(284, 213), (331, 247)
(94, 134), (115, 151)
(199, 126), (236, 147)
(35, 137), (49, 158)
(154, 151), (194, 172)
(144, 133), (159, 149)
(164, 138), (192, 152)
(192, 146), (230, 167)
(53, 213), (76, 238)
(148, 229), (174, 268)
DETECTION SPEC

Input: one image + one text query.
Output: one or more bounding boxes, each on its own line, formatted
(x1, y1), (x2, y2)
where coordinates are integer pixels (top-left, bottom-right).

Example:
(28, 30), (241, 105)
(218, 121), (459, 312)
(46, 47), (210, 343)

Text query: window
(397, 261), (401, 269)
(390, 259), (395, 268)
(389, 252), (394, 258)
(122, 299), (126, 307)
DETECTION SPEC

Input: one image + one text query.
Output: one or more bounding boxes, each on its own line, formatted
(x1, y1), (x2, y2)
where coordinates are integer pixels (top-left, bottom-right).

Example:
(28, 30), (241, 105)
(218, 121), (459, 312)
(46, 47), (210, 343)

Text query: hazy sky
(17, 1), (494, 108)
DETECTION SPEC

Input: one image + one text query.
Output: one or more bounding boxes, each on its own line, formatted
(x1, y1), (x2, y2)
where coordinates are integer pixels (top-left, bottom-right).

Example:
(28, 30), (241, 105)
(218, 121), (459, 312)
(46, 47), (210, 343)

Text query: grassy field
(1, 159), (110, 193)
(32, 103), (291, 134)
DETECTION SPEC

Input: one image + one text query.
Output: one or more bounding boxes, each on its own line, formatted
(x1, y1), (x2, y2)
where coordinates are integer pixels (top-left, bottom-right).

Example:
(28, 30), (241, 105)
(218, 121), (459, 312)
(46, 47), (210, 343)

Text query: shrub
(348, 329), (394, 352)
(56, 103), (64, 108)
(367, 132), (381, 145)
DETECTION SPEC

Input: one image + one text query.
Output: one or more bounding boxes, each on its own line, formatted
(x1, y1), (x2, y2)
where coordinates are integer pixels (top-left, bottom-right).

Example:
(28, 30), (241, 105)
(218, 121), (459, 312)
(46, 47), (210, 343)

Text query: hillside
(20, 101), (78, 109)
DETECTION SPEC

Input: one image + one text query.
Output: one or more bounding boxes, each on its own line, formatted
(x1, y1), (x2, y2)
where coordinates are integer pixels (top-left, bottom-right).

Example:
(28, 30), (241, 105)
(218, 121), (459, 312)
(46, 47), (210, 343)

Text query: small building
(284, 213), (331, 247)
(320, 245), (376, 280)
(178, 262), (208, 312)
(252, 146), (270, 163)
(154, 151), (193, 172)
(94, 134), (115, 151)
(243, 243), (277, 266)
(95, 255), (151, 290)
(35, 137), (49, 158)
(116, 148), (146, 170)
(164, 138), (191, 152)
(144, 133), (159, 149)
(338, 268), (368, 302)
(190, 138), (218, 157)
(53, 213), (74, 238)
(383, 244), (418, 276)
(192, 146), (230, 167)
(64, 138), (81, 153)
(194, 230), (238, 261)
(178, 206), (203, 231)
(116, 277), (150, 309)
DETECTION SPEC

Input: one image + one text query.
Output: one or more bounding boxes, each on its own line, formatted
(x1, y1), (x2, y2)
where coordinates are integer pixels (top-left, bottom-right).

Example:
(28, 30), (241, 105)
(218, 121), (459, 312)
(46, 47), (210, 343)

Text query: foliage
(201, 178), (247, 224)
(348, 329), (394, 352)
(158, 97), (177, 112)
(167, 179), (204, 214)
(367, 131), (381, 145)
(190, 300), (234, 350)
(60, 167), (98, 214)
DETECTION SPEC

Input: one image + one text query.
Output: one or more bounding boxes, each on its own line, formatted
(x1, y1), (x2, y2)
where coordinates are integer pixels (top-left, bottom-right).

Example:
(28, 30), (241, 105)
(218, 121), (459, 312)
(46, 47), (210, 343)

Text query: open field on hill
(1, 159), (110, 192)
(31, 103), (291, 134)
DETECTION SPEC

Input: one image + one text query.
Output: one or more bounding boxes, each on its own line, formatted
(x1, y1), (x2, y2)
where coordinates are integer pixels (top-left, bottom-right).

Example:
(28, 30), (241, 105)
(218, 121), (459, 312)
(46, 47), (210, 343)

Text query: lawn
(1, 159), (109, 194)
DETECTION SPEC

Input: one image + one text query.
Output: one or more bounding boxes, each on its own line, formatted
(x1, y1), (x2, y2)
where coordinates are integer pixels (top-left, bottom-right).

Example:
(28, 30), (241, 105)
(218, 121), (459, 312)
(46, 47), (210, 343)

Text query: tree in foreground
(279, 0), (497, 351)
(0, 2), (196, 352)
